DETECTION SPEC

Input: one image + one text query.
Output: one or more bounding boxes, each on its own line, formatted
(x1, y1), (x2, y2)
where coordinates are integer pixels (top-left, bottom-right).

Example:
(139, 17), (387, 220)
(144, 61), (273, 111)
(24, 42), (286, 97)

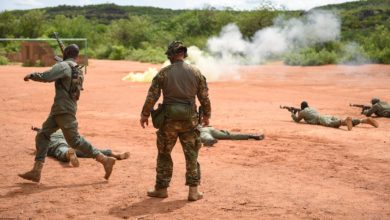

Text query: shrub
(0, 55), (8, 65)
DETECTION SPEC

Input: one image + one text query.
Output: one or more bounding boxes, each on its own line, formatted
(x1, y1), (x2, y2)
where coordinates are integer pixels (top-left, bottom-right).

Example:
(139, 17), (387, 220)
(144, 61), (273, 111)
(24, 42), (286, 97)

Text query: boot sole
(104, 158), (116, 180)
(18, 174), (40, 183)
(68, 149), (80, 167)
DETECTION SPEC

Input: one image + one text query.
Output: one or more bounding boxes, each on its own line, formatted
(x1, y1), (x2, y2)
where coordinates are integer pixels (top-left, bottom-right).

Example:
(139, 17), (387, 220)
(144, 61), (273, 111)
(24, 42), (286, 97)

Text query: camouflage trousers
(154, 118), (202, 189)
(35, 113), (100, 162)
(47, 143), (112, 162)
(318, 115), (360, 128)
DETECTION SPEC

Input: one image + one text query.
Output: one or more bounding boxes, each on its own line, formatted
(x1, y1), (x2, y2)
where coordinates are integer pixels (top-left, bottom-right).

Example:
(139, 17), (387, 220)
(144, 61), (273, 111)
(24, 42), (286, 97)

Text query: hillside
(0, 0), (389, 65)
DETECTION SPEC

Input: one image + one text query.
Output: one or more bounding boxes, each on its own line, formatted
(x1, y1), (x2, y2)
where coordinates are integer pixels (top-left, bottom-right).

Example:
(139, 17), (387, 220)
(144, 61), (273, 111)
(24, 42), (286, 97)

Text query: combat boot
(361, 118), (379, 128)
(18, 161), (44, 183)
(147, 188), (168, 198)
(95, 153), (116, 180)
(188, 186), (203, 201)
(111, 152), (130, 160)
(341, 117), (353, 131)
(66, 148), (80, 167)
(249, 134), (264, 140)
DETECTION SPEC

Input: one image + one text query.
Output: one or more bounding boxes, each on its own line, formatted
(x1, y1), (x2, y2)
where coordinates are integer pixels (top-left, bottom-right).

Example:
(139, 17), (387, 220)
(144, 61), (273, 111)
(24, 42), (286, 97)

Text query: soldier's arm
(363, 104), (379, 116)
(28, 63), (68, 83)
(291, 111), (304, 122)
(140, 72), (164, 117)
(197, 75), (211, 118)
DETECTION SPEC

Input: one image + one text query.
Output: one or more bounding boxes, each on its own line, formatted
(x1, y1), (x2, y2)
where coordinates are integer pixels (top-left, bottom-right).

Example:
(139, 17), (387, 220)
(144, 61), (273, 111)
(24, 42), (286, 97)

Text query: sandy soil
(0, 59), (389, 219)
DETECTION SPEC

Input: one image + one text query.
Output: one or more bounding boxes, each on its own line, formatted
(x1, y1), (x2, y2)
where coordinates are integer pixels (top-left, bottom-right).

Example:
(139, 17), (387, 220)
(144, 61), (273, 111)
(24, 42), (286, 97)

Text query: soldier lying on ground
(363, 98), (390, 118)
(291, 101), (378, 130)
(199, 126), (264, 147)
(31, 127), (129, 167)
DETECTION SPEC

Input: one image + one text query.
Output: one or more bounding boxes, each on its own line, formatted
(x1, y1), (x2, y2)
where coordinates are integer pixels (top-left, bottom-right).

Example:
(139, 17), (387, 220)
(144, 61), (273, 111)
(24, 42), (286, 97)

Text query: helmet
(165, 41), (187, 58)
(301, 101), (309, 110)
(64, 44), (79, 59)
(371, 97), (380, 105)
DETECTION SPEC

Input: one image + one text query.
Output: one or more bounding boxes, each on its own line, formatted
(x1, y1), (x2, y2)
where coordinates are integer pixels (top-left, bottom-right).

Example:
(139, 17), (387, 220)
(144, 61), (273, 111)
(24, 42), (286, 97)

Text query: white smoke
(207, 10), (340, 65)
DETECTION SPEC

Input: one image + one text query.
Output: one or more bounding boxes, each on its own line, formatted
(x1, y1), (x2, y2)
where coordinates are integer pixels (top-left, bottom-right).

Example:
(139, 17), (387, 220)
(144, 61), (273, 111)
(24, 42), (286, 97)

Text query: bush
(284, 47), (338, 66)
(127, 46), (166, 63)
(0, 55), (8, 65)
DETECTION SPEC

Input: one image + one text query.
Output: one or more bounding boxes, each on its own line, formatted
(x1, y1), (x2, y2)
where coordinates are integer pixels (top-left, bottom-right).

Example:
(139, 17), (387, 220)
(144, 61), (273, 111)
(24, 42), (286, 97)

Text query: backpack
(66, 62), (84, 101)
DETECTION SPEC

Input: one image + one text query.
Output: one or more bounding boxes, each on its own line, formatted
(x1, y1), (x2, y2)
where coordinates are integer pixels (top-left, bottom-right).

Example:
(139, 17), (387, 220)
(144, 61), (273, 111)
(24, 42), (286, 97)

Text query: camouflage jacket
(363, 101), (390, 117)
(291, 107), (320, 124)
(141, 60), (211, 118)
(29, 58), (78, 115)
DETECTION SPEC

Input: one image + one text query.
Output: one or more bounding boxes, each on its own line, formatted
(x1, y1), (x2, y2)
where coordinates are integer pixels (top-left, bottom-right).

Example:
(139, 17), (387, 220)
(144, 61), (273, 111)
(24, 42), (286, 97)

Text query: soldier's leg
(49, 145), (80, 167)
(179, 129), (203, 201)
(211, 129), (252, 140)
(178, 129), (201, 187)
(49, 145), (70, 162)
(35, 115), (60, 162)
(155, 130), (178, 189)
(55, 114), (115, 179)
(19, 115), (59, 182)
(76, 149), (111, 158)
(359, 118), (378, 127)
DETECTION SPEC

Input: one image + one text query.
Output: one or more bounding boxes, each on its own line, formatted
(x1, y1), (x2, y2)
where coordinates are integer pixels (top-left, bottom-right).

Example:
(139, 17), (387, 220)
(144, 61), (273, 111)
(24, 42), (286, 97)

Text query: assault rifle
(53, 32), (65, 62)
(349, 104), (371, 114)
(53, 32), (86, 73)
(280, 105), (301, 114)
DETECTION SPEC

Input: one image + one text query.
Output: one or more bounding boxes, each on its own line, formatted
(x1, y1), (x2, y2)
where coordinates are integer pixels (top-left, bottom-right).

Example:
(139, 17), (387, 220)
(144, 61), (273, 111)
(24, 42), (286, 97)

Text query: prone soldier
(362, 98), (390, 118)
(199, 126), (264, 147)
(286, 101), (378, 130)
(31, 127), (129, 167)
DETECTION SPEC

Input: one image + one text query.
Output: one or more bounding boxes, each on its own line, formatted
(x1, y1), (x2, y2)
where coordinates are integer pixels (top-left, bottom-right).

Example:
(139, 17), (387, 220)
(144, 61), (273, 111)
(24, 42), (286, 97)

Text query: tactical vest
(66, 62), (84, 101)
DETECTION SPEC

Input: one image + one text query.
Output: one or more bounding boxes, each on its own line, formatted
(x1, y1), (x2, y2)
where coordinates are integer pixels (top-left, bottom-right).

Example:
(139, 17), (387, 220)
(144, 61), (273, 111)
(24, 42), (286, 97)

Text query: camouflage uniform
(199, 126), (262, 146)
(47, 130), (112, 162)
(141, 60), (211, 189)
(29, 58), (101, 162)
(292, 107), (361, 128)
(363, 101), (390, 118)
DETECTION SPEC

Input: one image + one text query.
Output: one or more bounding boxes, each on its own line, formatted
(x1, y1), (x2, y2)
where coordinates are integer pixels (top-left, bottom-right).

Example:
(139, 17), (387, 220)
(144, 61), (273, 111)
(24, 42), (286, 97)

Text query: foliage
(0, 1), (389, 64)
(0, 55), (8, 65)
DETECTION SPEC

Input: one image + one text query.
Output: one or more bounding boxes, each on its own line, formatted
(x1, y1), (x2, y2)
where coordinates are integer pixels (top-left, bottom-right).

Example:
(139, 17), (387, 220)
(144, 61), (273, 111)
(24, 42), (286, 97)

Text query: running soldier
(19, 44), (115, 183)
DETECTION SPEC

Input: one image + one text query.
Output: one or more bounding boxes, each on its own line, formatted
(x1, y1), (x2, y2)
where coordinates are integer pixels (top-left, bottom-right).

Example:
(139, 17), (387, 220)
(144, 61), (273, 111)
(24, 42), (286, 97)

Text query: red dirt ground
(0, 59), (389, 219)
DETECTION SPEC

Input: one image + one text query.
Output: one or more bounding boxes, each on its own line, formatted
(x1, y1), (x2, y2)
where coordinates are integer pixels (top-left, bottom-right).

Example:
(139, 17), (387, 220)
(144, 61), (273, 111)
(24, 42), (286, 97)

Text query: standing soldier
(291, 101), (378, 130)
(363, 98), (390, 118)
(19, 44), (115, 183)
(140, 41), (211, 201)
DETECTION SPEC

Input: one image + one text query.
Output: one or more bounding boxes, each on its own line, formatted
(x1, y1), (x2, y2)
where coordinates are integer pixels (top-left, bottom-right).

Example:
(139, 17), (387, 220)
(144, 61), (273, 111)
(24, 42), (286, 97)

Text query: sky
(0, 0), (360, 12)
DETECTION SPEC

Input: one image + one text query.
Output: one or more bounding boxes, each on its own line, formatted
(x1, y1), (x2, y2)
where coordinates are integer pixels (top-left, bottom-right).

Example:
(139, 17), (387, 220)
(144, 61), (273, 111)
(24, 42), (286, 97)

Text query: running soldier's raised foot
(95, 154), (116, 180)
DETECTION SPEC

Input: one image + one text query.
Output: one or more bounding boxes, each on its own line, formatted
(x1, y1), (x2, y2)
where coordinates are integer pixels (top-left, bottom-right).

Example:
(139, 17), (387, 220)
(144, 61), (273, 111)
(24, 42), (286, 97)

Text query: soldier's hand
(202, 116), (210, 126)
(24, 74), (32, 81)
(140, 115), (149, 128)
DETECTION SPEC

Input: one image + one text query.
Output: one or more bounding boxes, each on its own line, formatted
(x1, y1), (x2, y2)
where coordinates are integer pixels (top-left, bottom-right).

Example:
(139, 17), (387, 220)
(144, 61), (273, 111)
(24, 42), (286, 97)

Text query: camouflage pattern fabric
(292, 107), (360, 128)
(155, 118), (201, 189)
(363, 101), (390, 117)
(199, 126), (253, 145)
(47, 130), (112, 162)
(141, 60), (210, 189)
(35, 113), (101, 162)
